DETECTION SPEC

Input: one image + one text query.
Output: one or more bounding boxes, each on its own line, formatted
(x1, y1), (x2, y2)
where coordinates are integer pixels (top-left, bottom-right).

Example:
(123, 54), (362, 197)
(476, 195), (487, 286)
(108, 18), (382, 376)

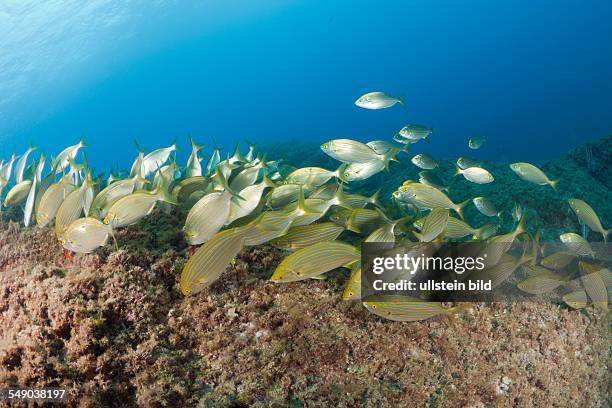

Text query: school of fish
(0, 91), (609, 322)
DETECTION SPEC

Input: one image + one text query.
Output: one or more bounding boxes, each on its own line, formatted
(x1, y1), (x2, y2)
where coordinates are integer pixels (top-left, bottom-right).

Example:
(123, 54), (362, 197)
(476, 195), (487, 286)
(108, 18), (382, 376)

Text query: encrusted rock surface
(0, 221), (609, 407)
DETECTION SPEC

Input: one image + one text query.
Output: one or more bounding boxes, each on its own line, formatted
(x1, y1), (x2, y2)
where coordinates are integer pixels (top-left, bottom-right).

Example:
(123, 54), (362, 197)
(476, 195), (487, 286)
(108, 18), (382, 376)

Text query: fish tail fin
(262, 174), (276, 188)
(453, 164), (461, 177)
(258, 153), (268, 168)
(382, 152), (393, 171)
(446, 303), (472, 325)
(215, 168), (245, 200)
(515, 216), (527, 237)
(369, 189), (382, 208)
(210, 136), (219, 150)
(134, 140), (144, 153)
(398, 96), (405, 106)
(346, 221), (362, 234)
(231, 143), (246, 163)
(604, 229), (610, 243)
(190, 135), (205, 153)
(550, 179), (559, 191)
(296, 185), (308, 212)
(295, 186), (318, 216)
(455, 200), (469, 220)
(79, 134), (88, 148)
(334, 183), (352, 209)
(388, 148), (402, 163)
(155, 175), (178, 205)
(133, 173), (149, 187)
(473, 225), (485, 240)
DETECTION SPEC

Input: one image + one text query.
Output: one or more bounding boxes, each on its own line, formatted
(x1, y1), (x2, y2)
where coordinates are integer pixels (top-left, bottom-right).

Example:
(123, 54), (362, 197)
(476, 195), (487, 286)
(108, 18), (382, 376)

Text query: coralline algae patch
(0, 221), (609, 407)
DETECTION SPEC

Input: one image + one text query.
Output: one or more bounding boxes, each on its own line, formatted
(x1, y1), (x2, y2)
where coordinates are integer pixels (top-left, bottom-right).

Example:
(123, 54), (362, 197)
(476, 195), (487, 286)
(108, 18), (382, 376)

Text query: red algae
(0, 221), (609, 407)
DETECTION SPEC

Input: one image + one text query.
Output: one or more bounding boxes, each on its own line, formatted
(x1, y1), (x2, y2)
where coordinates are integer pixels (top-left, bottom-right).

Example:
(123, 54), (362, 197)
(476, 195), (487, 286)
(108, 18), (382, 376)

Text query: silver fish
(468, 137), (486, 150)
(14, 145), (36, 184)
(411, 154), (438, 170)
(321, 139), (383, 164)
(472, 197), (499, 217)
(396, 124), (432, 143)
(185, 137), (205, 178)
(455, 166), (494, 184)
(510, 162), (558, 190)
(355, 92), (403, 110)
(341, 160), (385, 182)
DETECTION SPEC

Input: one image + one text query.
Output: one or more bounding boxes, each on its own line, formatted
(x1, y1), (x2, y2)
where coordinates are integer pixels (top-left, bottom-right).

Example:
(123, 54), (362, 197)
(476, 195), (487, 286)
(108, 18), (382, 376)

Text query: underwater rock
(0, 218), (609, 407)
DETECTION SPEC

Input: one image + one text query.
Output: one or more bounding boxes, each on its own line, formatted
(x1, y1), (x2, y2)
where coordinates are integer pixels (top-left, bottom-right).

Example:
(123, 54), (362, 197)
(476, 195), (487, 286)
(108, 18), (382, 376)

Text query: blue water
(1, 0), (611, 172)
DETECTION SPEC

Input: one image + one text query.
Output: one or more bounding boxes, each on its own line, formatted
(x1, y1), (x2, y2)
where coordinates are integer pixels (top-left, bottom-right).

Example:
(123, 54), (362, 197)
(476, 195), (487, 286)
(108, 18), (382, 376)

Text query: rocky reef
(0, 137), (611, 407)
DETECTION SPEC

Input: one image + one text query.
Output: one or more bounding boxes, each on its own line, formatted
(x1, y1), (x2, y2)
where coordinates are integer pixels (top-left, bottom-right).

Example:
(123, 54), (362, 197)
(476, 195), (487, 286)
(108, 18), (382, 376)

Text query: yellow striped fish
(286, 167), (340, 187)
(342, 190), (382, 209)
(172, 176), (211, 203)
(478, 217), (526, 267)
(276, 188), (321, 227)
(3, 180), (32, 207)
(560, 233), (594, 257)
(469, 252), (531, 288)
(271, 241), (360, 282)
(346, 208), (384, 234)
(517, 274), (566, 295)
(362, 295), (466, 322)
(239, 211), (293, 246)
(180, 228), (246, 295)
(442, 217), (478, 239)
(61, 217), (112, 253)
(271, 222), (345, 251)
(267, 184), (309, 208)
(184, 191), (232, 245)
(562, 290), (588, 309)
(568, 198), (610, 242)
(364, 222), (396, 243)
(90, 175), (146, 219)
(415, 208), (448, 242)
(540, 251), (576, 270)
(396, 183), (468, 219)
(104, 183), (176, 228)
(55, 186), (86, 239)
(580, 261), (608, 312)
(320, 139), (382, 164)
(342, 262), (361, 300)
(309, 183), (338, 200)
(599, 268), (612, 287)
(37, 179), (76, 227)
